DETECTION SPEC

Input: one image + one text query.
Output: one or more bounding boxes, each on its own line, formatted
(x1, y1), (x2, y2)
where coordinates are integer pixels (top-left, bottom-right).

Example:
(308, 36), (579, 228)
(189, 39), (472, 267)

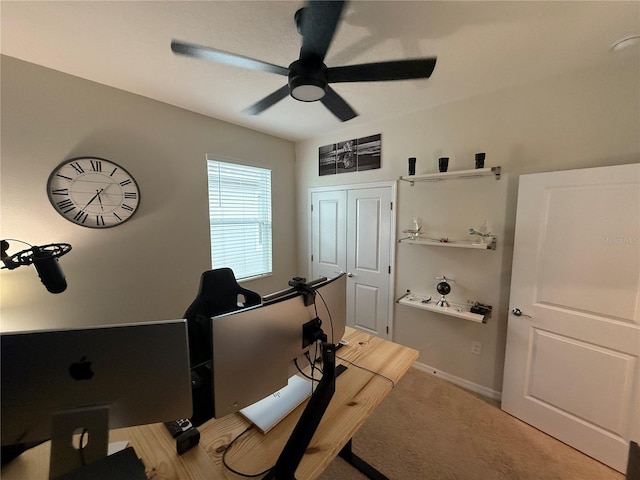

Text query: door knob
(347, 272), (354, 277)
(512, 308), (532, 318)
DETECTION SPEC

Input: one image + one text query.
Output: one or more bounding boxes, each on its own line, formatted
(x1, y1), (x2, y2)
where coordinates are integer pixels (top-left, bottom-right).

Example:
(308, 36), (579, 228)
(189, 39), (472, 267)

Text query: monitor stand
(263, 341), (336, 480)
(49, 405), (109, 479)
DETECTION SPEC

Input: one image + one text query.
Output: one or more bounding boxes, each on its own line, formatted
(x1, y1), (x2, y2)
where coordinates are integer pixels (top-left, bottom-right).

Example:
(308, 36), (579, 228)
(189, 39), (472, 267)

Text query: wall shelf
(397, 292), (489, 323)
(399, 166), (501, 185)
(398, 237), (496, 250)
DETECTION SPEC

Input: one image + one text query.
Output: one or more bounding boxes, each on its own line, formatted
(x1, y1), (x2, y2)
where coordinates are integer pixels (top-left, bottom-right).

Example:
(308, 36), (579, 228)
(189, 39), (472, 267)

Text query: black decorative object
(470, 302), (492, 317)
(408, 157), (416, 175)
(475, 152), (485, 169)
(438, 157), (449, 172)
(436, 277), (451, 307)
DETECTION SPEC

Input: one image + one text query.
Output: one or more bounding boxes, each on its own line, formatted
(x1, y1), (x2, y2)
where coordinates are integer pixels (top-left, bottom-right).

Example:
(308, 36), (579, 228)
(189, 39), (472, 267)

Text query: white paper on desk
(107, 441), (129, 456)
(239, 375), (313, 434)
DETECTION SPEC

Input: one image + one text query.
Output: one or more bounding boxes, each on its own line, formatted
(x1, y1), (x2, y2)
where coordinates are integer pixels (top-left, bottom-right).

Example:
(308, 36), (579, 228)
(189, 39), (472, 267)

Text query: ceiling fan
(171, 0), (437, 122)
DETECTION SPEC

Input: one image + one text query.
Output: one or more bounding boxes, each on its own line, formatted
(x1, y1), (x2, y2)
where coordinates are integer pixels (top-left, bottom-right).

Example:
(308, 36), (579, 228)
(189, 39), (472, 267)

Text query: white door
(310, 184), (395, 339)
(310, 190), (347, 280)
(502, 164), (640, 473)
(346, 187), (392, 339)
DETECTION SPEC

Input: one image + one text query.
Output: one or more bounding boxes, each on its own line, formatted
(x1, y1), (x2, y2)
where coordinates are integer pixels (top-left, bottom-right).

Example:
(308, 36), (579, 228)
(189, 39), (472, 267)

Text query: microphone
(1, 241), (72, 294)
(31, 246), (68, 294)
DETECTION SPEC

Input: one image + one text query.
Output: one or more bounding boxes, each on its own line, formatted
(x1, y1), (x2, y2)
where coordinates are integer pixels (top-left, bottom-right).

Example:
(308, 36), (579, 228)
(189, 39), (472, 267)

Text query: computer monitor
(210, 272), (346, 419)
(1, 319), (193, 478)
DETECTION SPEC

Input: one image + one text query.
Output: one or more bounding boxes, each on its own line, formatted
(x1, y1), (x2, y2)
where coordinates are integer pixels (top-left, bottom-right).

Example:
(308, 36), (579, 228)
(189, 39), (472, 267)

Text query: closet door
(310, 190), (347, 280)
(311, 184), (395, 339)
(346, 187), (393, 339)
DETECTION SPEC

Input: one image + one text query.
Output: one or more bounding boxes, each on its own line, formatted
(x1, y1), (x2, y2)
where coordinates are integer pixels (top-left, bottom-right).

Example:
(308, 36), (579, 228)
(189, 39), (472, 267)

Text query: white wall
(0, 56), (297, 332)
(294, 59), (640, 393)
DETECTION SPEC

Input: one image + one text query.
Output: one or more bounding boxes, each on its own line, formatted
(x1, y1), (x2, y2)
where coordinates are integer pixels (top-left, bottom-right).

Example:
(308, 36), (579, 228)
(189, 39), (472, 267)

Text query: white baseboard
(412, 361), (502, 402)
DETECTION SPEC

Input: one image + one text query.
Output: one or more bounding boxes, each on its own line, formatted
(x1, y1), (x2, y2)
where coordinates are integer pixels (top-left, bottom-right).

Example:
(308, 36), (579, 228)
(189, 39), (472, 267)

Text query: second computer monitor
(210, 273), (346, 418)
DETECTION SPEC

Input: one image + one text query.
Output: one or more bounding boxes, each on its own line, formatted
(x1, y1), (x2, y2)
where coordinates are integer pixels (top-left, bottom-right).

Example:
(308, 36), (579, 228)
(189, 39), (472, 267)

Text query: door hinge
(390, 201), (393, 211)
(386, 325), (389, 334)
(388, 266), (391, 274)
(310, 204), (313, 212)
(311, 254), (314, 262)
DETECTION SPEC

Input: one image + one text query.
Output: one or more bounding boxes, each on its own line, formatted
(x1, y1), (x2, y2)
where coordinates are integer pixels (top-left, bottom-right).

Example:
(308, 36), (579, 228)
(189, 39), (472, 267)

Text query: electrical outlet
(471, 341), (482, 355)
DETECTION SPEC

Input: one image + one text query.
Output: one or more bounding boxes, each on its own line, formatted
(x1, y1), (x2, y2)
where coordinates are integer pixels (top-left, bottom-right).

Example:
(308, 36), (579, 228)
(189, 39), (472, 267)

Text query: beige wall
(0, 56), (297, 332)
(294, 59), (640, 393)
(2, 52), (638, 394)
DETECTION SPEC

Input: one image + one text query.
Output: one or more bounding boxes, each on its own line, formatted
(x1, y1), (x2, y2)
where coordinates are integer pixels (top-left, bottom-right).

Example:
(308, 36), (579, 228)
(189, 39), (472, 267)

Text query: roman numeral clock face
(47, 157), (140, 228)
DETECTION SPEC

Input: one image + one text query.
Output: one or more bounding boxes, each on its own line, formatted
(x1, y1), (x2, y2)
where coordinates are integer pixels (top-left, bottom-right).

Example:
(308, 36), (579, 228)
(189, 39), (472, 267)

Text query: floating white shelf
(397, 292), (488, 323)
(398, 237), (496, 250)
(399, 166), (501, 185)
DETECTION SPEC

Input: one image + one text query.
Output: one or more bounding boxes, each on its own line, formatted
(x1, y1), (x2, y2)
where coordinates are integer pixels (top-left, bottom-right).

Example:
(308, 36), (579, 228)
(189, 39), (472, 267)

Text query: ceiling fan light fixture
(290, 77), (327, 102)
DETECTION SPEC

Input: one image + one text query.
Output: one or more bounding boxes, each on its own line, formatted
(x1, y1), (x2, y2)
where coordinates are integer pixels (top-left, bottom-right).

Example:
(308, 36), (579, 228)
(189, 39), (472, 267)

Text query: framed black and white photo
(356, 134), (381, 171)
(318, 133), (381, 176)
(337, 139), (357, 174)
(319, 144), (337, 176)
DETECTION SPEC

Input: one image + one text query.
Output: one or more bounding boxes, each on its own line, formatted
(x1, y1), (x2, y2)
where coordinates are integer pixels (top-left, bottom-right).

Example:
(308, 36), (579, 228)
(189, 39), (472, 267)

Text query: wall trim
(412, 361), (502, 401)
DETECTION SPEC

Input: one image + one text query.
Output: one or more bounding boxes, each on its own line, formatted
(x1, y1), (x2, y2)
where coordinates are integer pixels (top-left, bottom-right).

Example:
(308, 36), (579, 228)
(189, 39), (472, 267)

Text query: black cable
(315, 289), (335, 346)
(315, 279), (390, 386)
(78, 428), (88, 466)
(0, 238), (33, 248)
(222, 425), (273, 478)
(312, 341), (321, 385)
(309, 344), (316, 390)
(305, 347), (323, 376)
(300, 342), (323, 393)
(294, 357), (319, 382)
(336, 355), (396, 388)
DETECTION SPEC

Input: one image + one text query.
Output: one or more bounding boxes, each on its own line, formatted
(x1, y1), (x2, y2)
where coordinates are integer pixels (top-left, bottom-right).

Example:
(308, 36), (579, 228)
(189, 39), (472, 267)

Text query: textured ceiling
(1, 1), (638, 141)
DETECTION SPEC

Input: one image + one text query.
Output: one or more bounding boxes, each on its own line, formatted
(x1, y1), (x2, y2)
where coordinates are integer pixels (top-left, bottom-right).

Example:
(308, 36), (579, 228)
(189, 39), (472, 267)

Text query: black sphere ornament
(436, 278), (451, 307)
(436, 281), (451, 296)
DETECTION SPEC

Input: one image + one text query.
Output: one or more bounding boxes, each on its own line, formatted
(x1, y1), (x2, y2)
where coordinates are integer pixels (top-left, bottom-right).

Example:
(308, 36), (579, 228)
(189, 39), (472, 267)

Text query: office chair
(183, 267), (261, 425)
(628, 441), (639, 480)
(184, 267), (261, 365)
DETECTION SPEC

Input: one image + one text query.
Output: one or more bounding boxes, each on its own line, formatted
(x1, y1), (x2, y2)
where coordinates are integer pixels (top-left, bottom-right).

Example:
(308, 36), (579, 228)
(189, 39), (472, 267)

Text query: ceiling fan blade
(243, 85), (291, 115)
(299, 0), (346, 62)
(320, 86), (357, 122)
(327, 58), (437, 83)
(171, 40), (289, 76)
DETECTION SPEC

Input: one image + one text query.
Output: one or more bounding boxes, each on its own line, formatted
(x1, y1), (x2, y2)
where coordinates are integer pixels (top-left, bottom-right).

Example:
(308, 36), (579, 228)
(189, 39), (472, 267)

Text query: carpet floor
(318, 367), (623, 480)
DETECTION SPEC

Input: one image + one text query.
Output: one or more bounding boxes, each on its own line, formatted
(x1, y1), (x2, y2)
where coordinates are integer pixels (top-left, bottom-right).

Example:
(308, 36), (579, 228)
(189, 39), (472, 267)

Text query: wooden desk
(2, 327), (418, 479)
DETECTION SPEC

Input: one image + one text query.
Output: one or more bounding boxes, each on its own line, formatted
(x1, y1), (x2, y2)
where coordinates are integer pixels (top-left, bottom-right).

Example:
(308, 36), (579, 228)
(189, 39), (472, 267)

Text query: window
(206, 158), (272, 280)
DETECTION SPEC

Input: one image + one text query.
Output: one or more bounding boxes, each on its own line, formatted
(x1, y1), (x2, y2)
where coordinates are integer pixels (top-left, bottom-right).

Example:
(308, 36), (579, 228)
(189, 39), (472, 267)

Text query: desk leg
(338, 439), (389, 480)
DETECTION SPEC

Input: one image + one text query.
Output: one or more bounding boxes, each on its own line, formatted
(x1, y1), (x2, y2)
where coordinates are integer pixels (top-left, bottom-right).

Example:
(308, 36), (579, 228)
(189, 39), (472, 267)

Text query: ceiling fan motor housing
(288, 59), (328, 102)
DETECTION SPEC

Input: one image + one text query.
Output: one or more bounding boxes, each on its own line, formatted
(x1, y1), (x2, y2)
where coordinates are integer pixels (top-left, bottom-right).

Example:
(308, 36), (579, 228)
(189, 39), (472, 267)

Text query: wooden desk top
(2, 327), (418, 480)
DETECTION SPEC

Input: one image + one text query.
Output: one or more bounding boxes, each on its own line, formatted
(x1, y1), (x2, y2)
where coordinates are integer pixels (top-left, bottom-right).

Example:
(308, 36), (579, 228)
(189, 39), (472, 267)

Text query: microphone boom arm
(1, 241), (72, 293)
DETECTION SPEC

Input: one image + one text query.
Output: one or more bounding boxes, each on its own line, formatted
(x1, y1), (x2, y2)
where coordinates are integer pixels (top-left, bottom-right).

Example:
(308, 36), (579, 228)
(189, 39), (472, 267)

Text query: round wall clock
(47, 157), (141, 228)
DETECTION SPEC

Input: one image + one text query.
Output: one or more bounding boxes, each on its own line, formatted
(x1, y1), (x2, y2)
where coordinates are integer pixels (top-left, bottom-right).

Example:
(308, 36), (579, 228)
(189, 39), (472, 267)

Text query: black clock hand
(82, 188), (104, 210)
(96, 189), (104, 211)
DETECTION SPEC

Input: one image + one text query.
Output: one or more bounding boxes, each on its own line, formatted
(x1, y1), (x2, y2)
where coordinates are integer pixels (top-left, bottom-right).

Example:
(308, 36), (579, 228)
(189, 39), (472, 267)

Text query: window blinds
(207, 159), (272, 280)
